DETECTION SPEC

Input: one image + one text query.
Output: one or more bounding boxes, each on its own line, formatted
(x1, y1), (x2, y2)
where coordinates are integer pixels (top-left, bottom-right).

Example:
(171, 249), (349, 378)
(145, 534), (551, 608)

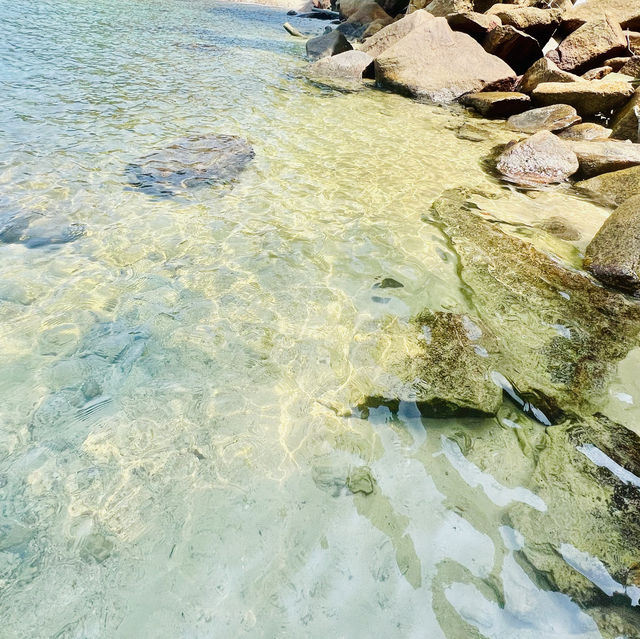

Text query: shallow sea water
(1, 1), (639, 637)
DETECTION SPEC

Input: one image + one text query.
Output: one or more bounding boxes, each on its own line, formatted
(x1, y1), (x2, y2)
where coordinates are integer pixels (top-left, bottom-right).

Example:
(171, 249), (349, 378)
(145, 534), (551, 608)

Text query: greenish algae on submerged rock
(423, 188), (640, 422)
(584, 194), (640, 294)
(575, 164), (640, 206)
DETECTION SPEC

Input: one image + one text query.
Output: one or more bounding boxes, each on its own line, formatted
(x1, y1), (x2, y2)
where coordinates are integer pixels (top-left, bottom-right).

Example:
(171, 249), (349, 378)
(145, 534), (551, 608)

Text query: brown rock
(582, 66), (613, 81)
(347, 2), (394, 29)
(359, 9), (433, 58)
(575, 165), (640, 207)
(564, 139), (640, 177)
(308, 50), (375, 79)
(486, 5), (563, 46)
(558, 123), (612, 141)
(532, 80), (635, 119)
(374, 17), (516, 101)
(496, 130), (579, 185)
(585, 194), (640, 294)
(561, 0), (640, 33)
(424, 0), (473, 17)
(611, 88), (640, 142)
(460, 91), (531, 117)
(516, 57), (580, 94)
(483, 25), (543, 74)
(546, 16), (628, 74)
(507, 104), (581, 133)
(446, 11), (502, 40)
(620, 57), (640, 78)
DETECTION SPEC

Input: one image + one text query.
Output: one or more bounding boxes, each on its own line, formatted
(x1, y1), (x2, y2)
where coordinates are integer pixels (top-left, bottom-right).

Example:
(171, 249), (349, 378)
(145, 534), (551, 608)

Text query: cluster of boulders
(290, 0), (640, 295)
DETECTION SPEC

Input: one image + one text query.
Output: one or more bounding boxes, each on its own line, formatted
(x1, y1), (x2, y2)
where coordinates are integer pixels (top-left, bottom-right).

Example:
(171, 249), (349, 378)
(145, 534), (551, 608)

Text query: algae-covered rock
(424, 188), (640, 421)
(361, 310), (503, 418)
(507, 414), (640, 621)
(584, 194), (640, 294)
(575, 165), (640, 207)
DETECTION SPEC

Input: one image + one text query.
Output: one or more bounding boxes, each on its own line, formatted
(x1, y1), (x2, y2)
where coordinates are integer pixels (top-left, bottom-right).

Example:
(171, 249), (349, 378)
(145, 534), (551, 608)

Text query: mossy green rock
(425, 188), (640, 421)
(575, 164), (640, 206)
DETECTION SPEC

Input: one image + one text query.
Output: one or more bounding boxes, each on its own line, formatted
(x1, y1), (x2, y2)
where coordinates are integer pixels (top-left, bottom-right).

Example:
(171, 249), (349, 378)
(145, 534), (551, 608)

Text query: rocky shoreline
(283, 1), (640, 632)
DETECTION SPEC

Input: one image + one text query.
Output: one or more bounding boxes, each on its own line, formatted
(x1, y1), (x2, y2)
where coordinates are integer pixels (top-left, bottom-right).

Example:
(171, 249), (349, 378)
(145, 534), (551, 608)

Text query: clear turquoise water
(1, 1), (639, 637)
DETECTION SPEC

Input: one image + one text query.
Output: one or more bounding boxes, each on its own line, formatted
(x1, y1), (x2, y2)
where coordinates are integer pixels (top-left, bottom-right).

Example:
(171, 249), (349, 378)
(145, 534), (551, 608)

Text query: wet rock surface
(0, 211), (85, 248)
(496, 130), (579, 185)
(507, 104), (581, 134)
(584, 194), (640, 294)
(126, 134), (254, 197)
(575, 165), (640, 206)
(308, 49), (374, 80)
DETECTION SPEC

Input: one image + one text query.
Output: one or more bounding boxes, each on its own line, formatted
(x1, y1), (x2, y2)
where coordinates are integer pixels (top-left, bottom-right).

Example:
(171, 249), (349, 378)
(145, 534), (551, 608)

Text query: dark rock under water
(125, 134), (255, 197)
(0, 211), (85, 248)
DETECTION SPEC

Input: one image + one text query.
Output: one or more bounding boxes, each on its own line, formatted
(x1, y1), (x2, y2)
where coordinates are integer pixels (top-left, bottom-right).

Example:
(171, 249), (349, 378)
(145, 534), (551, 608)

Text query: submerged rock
(575, 165), (640, 206)
(423, 189), (640, 421)
(584, 194), (640, 294)
(125, 134), (254, 197)
(507, 104), (581, 134)
(0, 212), (85, 248)
(308, 50), (374, 80)
(361, 310), (503, 418)
(374, 17), (516, 102)
(496, 130), (579, 186)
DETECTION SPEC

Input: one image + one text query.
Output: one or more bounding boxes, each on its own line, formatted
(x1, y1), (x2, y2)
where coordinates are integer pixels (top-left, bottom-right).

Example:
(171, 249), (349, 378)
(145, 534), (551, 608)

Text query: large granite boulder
(507, 104), (581, 134)
(532, 80), (634, 119)
(575, 165), (640, 207)
(446, 11), (501, 41)
(564, 139), (640, 177)
(584, 194), (640, 294)
(423, 189), (640, 421)
(359, 8), (433, 58)
(460, 91), (530, 117)
(561, 0), (640, 33)
(546, 16), (628, 74)
(374, 17), (516, 101)
(360, 310), (503, 417)
(611, 88), (640, 142)
(496, 130), (579, 185)
(516, 57), (580, 94)
(308, 50), (375, 80)
(306, 30), (353, 60)
(125, 134), (255, 197)
(486, 4), (563, 46)
(483, 24), (543, 74)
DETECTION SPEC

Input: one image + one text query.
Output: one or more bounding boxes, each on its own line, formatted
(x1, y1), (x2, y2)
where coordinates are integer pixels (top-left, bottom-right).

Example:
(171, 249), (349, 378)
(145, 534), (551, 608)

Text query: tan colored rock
(374, 17), (516, 102)
(532, 80), (634, 119)
(460, 91), (531, 117)
(558, 123), (612, 141)
(582, 66), (612, 81)
(611, 88), (640, 142)
(496, 130), (579, 185)
(486, 5), (563, 46)
(446, 11), (501, 40)
(359, 9), (433, 58)
(564, 139), (640, 177)
(605, 56), (633, 72)
(620, 57), (640, 78)
(483, 24), (543, 74)
(424, 0), (472, 17)
(507, 104), (581, 133)
(584, 194), (640, 294)
(346, 2), (393, 28)
(575, 165), (640, 207)
(516, 57), (580, 94)
(308, 50), (375, 79)
(561, 0), (640, 33)
(546, 16), (628, 74)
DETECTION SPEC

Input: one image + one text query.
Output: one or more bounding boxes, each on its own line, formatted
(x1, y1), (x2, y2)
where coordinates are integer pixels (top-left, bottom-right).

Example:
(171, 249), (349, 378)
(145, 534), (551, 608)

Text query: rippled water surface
(2, 1), (640, 637)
